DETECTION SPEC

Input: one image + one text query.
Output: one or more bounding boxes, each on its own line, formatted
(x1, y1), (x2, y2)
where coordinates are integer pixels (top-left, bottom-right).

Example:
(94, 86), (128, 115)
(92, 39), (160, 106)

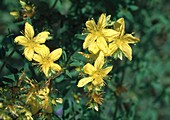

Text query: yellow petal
(34, 31), (50, 43)
(33, 54), (42, 63)
(107, 42), (118, 56)
(94, 51), (104, 69)
(24, 47), (34, 61)
(119, 43), (132, 61)
(34, 45), (47, 54)
(35, 45), (50, 58)
(14, 36), (28, 46)
(83, 34), (97, 49)
(114, 18), (125, 36)
(97, 13), (106, 29)
(83, 63), (95, 75)
(122, 34), (139, 43)
(51, 63), (62, 72)
(42, 64), (50, 77)
(55, 98), (63, 104)
(92, 77), (103, 86)
(88, 42), (99, 54)
(96, 37), (108, 53)
(102, 29), (119, 42)
(49, 48), (62, 61)
(77, 77), (93, 87)
(25, 22), (34, 39)
(100, 66), (113, 77)
(86, 19), (97, 32)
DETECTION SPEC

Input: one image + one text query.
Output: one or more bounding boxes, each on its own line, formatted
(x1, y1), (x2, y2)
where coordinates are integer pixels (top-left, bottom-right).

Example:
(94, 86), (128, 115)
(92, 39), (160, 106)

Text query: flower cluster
(77, 13), (139, 110)
(77, 52), (112, 88)
(12, 12), (139, 113)
(1, 0), (143, 119)
(14, 22), (62, 78)
(81, 13), (139, 60)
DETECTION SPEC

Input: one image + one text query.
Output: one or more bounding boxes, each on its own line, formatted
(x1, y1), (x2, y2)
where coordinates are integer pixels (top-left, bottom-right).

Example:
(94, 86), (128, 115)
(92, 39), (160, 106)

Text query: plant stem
(113, 95), (119, 120)
(119, 67), (125, 85)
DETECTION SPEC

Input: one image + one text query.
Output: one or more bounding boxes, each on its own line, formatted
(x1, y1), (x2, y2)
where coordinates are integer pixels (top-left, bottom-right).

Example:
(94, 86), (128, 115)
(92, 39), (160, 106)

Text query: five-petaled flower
(14, 22), (50, 61)
(106, 18), (139, 60)
(83, 13), (118, 54)
(77, 51), (113, 87)
(33, 45), (62, 77)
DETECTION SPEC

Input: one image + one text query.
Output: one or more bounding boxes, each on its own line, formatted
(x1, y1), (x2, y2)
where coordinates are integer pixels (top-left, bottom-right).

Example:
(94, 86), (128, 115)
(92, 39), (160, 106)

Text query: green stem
(113, 95), (120, 120)
(119, 67), (125, 85)
(153, 89), (165, 104)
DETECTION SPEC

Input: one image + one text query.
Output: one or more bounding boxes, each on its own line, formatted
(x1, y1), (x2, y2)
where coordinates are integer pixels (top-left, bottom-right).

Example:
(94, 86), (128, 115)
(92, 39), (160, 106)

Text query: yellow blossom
(83, 13), (119, 54)
(14, 22), (50, 61)
(33, 45), (62, 77)
(106, 18), (139, 60)
(77, 52), (113, 87)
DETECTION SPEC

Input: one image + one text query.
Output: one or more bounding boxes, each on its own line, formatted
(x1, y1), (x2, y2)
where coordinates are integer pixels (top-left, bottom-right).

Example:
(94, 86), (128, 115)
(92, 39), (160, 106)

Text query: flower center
(93, 71), (101, 78)
(27, 39), (37, 48)
(95, 31), (102, 38)
(42, 57), (51, 65)
(92, 71), (104, 86)
(115, 38), (123, 47)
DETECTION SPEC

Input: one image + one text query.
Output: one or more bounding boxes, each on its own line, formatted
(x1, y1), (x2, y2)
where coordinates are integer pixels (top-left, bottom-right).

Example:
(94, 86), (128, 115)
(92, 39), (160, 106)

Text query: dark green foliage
(0, 0), (170, 119)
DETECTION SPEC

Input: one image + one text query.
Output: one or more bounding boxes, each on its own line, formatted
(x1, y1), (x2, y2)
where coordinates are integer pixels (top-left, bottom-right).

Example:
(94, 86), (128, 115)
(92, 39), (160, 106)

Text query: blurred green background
(0, 0), (170, 119)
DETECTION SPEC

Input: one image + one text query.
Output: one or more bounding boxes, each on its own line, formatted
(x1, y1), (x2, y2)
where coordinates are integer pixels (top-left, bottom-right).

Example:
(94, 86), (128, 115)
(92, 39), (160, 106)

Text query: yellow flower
(83, 13), (118, 54)
(107, 18), (139, 60)
(14, 22), (50, 61)
(33, 45), (62, 77)
(77, 52), (113, 87)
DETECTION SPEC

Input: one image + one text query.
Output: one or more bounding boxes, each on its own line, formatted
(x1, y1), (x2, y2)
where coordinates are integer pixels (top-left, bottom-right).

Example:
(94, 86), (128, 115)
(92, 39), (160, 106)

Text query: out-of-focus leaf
(65, 70), (72, 78)
(56, 0), (72, 15)
(2, 74), (15, 85)
(128, 5), (139, 11)
(74, 34), (86, 40)
(6, 63), (18, 74)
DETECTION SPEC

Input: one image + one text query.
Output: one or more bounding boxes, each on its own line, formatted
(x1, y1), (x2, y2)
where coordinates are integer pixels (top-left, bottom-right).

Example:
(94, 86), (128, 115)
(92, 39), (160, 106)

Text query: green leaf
(128, 5), (139, 11)
(70, 61), (81, 67)
(2, 74), (15, 85)
(74, 34), (86, 40)
(65, 70), (72, 78)
(55, 75), (64, 83)
(6, 63), (18, 74)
